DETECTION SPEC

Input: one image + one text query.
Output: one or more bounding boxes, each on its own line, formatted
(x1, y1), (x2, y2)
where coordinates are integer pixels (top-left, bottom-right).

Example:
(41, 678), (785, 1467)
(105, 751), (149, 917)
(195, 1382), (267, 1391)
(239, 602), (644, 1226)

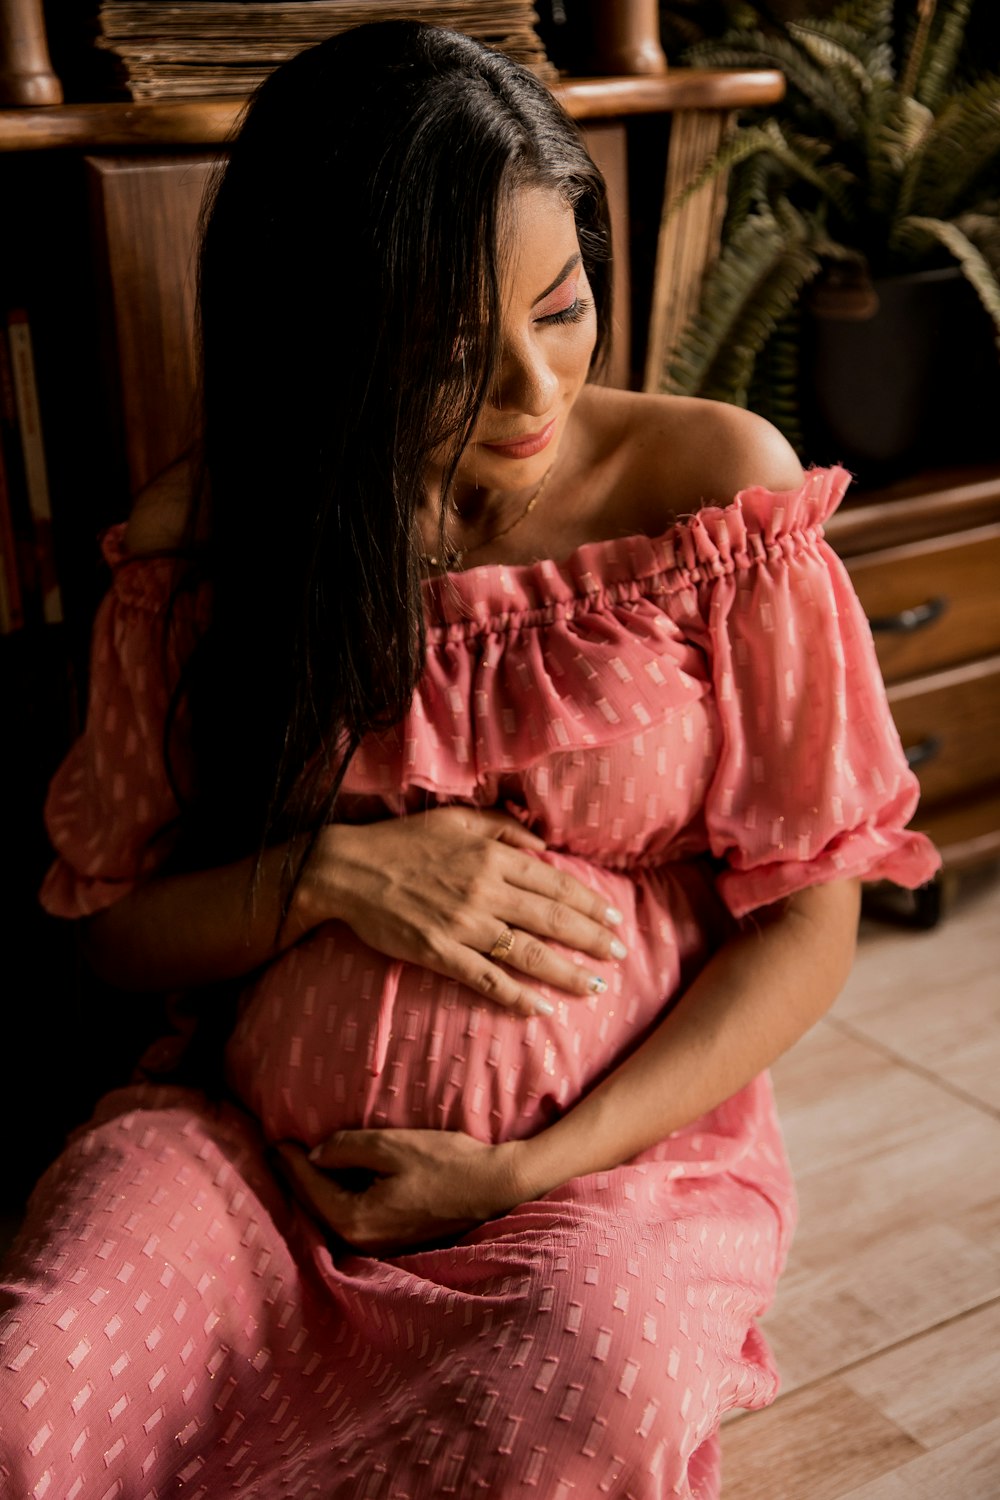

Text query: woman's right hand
(293, 807), (626, 1016)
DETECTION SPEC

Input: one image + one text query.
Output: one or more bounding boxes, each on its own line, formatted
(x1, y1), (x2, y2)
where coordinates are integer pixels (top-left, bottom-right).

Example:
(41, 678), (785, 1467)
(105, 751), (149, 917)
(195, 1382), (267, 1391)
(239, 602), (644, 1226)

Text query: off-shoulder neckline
(103, 465), (853, 622)
(419, 465), (851, 622)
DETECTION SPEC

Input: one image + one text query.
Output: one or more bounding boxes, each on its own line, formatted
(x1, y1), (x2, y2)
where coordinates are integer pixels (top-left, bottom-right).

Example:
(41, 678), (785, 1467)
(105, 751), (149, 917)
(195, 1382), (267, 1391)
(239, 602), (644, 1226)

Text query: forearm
(507, 877), (861, 1202)
(83, 829), (354, 991)
(81, 806), (624, 1007)
(83, 844), (301, 991)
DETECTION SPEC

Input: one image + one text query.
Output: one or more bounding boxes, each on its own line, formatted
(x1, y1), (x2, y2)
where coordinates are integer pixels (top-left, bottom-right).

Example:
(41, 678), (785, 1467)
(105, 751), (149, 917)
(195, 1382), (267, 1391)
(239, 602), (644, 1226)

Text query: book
(0, 324), (37, 628)
(0, 430), (25, 633)
(5, 310), (63, 625)
(88, 1), (557, 99)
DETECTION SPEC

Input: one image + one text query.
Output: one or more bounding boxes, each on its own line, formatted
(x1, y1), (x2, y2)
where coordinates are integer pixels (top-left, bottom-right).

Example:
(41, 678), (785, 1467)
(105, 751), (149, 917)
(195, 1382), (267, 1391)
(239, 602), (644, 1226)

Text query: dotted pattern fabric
(2, 467), (939, 1497)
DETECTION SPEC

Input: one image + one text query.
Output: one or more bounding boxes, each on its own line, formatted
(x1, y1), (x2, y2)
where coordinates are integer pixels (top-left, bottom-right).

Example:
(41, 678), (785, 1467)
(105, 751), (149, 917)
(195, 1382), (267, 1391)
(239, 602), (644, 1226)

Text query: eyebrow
(533, 252), (582, 306)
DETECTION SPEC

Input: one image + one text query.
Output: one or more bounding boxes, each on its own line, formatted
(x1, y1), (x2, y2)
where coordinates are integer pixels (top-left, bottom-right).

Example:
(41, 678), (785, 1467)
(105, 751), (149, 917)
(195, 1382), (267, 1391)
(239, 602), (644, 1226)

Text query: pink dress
(1, 467), (938, 1499)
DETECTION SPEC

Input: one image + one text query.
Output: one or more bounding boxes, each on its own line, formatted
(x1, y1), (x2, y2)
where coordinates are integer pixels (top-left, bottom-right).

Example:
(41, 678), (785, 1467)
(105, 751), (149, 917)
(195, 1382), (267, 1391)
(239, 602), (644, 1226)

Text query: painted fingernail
(530, 997), (556, 1016)
(588, 975), (608, 994)
(610, 938), (627, 960)
(604, 906), (624, 925)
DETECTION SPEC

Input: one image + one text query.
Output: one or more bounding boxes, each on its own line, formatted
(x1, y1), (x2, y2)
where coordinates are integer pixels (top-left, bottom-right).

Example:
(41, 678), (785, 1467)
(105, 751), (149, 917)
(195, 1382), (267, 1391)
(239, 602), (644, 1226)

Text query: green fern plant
(663, 0), (1000, 450)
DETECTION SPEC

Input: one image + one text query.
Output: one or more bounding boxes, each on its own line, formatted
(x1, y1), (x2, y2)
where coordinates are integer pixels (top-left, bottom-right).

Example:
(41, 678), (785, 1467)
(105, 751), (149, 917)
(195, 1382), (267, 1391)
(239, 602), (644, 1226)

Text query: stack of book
(90, 1), (557, 100)
(0, 310), (62, 635)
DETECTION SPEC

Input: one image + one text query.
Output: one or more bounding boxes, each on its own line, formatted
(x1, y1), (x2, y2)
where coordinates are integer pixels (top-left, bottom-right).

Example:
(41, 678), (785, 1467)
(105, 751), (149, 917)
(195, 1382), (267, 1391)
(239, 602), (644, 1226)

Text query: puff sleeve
(39, 528), (203, 919)
(690, 467), (941, 918)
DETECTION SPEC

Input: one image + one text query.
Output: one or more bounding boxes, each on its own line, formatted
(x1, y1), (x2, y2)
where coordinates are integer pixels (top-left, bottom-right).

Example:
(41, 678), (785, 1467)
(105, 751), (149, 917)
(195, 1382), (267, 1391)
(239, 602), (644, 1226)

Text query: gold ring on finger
(488, 925), (515, 962)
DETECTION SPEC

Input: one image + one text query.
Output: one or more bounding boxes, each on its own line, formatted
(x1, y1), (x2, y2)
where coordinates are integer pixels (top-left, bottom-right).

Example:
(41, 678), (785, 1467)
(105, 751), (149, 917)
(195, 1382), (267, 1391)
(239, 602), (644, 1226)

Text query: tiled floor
(721, 867), (1000, 1499)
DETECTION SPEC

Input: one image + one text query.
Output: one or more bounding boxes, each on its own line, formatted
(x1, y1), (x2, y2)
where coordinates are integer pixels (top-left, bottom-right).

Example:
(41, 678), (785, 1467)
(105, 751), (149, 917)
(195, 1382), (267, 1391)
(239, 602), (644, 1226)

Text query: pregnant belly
(224, 857), (720, 1147)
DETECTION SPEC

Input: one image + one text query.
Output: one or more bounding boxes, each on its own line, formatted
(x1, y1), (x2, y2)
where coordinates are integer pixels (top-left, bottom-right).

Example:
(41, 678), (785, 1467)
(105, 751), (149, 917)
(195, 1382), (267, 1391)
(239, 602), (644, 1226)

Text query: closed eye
(537, 296), (593, 327)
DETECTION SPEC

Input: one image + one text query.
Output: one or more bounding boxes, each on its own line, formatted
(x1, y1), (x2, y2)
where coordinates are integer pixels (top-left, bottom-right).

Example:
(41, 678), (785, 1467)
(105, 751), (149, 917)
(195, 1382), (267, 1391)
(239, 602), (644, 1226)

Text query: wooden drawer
(844, 524), (1000, 682)
(887, 653), (1000, 806)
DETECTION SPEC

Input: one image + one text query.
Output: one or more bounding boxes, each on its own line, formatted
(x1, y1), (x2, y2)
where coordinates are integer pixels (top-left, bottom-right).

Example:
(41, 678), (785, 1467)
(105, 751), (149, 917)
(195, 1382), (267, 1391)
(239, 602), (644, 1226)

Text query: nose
(491, 334), (559, 417)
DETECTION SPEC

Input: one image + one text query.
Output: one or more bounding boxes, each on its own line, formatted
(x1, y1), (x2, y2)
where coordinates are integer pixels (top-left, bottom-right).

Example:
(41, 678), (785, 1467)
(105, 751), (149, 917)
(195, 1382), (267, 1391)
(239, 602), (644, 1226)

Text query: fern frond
(747, 311), (806, 455)
(666, 215), (786, 395)
(828, 0), (894, 56)
(787, 21), (873, 103)
(916, 0), (973, 114)
(865, 83), (932, 218)
(954, 207), (1000, 275)
(899, 95), (936, 154)
(665, 211), (821, 405)
(700, 244), (822, 406)
(685, 33), (864, 138)
(662, 120), (785, 217)
(900, 215), (1000, 349)
(721, 130), (851, 233)
(901, 76), (1000, 222)
(899, 0), (938, 100)
(787, 20), (888, 92)
(762, 128), (859, 223)
(803, 228), (868, 268)
(666, 118), (857, 227)
(724, 149), (781, 234)
(800, 20), (893, 84)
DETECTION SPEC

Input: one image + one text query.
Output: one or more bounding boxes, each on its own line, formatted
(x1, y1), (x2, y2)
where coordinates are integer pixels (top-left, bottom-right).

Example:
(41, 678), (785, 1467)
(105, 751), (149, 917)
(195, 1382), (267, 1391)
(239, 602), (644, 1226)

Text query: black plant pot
(801, 266), (1000, 483)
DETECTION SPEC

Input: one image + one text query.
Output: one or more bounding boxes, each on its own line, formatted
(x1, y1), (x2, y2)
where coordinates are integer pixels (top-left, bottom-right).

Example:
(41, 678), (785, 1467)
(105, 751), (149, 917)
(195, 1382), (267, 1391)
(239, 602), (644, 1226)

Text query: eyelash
(538, 296), (593, 327)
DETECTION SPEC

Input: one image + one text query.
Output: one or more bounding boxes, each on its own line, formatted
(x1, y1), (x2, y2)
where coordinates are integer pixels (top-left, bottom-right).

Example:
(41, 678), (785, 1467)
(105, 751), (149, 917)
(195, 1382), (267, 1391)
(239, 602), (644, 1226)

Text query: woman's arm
(505, 874), (861, 1201)
(83, 806), (626, 1015)
(294, 876), (859, 1250)
(82, 839), (311, 991)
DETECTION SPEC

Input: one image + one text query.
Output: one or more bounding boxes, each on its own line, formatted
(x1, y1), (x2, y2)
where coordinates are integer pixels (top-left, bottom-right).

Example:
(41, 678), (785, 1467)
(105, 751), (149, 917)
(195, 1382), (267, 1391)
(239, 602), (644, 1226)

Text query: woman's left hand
(273, 1129), (524, 1254)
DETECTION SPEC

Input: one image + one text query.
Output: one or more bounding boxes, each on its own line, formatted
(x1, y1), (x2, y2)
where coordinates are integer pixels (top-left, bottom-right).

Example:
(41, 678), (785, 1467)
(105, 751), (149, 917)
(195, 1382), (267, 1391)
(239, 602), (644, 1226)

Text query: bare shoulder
(125, 455), (198, 556)
(673, 396), (804, 498)
(582, 387), (805, 531)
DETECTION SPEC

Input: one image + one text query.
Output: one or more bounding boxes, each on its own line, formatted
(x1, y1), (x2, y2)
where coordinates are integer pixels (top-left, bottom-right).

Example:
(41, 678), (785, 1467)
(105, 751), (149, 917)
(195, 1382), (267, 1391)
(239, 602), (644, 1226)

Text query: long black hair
(177, 20), (612, 901)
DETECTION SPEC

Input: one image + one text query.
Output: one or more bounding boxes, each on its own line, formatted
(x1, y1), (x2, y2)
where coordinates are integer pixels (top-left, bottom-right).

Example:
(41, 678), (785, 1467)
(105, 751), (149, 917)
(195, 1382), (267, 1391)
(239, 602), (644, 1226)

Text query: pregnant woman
(1, 21), (938, 1498)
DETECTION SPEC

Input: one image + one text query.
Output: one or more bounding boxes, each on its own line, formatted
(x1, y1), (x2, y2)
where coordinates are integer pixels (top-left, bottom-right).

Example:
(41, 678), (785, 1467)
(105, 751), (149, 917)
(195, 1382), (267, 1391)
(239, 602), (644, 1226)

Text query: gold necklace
(421, 463), (554, 569)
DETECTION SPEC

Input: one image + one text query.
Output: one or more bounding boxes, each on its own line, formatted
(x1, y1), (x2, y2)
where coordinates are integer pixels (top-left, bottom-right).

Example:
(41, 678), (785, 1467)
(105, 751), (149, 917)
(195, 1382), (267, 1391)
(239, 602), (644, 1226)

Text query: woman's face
(442, 184), (598, 497)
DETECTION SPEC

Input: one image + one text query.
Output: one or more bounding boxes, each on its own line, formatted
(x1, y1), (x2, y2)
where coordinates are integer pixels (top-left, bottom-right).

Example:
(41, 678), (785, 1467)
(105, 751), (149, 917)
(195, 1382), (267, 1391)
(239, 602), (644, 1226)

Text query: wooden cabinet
(845, 526), (1000, 681)
(86, 153), (217, 498)
(826, 468), (1000, 875)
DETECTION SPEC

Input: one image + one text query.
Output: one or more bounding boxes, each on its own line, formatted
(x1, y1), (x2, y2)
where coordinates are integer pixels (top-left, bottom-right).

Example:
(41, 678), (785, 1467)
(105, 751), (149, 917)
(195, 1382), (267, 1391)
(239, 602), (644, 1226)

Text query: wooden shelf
(825, 463), (1000, 557)
(0, 69), (784, 151)
(554, 70), (785, 118)
(912, 786), (1000, 871)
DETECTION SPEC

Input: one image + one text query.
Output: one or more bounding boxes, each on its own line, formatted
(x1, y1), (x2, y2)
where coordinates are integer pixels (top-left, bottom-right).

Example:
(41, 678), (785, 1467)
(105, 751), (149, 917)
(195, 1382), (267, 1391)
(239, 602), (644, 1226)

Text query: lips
(481, 419), (556, 460)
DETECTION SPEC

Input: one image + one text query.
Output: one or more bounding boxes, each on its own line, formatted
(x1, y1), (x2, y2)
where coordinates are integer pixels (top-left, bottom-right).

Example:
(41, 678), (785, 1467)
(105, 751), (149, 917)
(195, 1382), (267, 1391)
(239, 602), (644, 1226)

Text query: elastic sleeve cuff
(39, 857), (142, 921)
(717, 824), (941, 919)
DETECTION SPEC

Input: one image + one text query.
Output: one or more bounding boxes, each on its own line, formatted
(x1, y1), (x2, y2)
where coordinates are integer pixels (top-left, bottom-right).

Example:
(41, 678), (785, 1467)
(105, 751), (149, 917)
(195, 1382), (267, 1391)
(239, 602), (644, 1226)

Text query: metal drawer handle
(869, 595), (948, 634)
(904, 734), (943, 770)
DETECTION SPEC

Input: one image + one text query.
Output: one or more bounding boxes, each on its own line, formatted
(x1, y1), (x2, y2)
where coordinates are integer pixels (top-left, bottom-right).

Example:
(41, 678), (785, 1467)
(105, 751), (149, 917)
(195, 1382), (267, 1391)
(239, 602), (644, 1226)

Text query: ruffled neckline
(100, 465), (852, 624)
(421, 465), (852, 628)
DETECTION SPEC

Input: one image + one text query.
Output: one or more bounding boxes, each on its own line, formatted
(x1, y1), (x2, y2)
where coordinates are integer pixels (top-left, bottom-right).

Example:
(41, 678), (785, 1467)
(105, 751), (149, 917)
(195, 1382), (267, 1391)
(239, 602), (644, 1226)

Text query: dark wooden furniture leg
(0, 0), (62, 104)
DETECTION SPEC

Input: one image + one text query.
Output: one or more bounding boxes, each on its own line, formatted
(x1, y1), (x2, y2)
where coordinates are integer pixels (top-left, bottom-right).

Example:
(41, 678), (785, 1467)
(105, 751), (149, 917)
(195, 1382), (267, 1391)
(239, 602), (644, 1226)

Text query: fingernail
(610, 938), (627, 960)
(588, 975), (608, 994)
(530, 997), (555, 1016)
(308, 1146), (322, 1162)
(604, 906), (624, 925)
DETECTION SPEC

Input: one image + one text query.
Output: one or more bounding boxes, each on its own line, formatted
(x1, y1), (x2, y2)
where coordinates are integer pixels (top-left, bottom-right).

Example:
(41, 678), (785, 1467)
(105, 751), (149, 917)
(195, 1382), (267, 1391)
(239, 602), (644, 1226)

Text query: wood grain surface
(721, 868), (1000, 1498)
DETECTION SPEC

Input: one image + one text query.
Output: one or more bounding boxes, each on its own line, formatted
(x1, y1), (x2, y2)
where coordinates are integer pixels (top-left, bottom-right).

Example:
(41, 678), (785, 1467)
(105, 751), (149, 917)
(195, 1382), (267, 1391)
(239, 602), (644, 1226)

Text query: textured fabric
(2, 466), (939, 1498)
